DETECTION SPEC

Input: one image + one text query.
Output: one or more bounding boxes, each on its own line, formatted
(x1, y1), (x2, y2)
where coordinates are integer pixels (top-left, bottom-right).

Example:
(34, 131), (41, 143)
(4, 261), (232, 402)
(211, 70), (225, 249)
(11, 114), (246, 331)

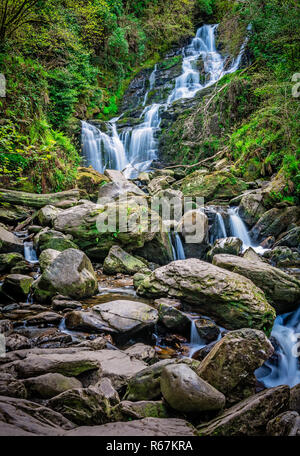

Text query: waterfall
(210, 210), (227, 243)
(81, 24), (249, 177)
(256, 306), (300, 388)
(228, 206), (252, 250)
(24, 242), (39, 264)
(189, 319), (206, 357)
(173, 233), (186, 260)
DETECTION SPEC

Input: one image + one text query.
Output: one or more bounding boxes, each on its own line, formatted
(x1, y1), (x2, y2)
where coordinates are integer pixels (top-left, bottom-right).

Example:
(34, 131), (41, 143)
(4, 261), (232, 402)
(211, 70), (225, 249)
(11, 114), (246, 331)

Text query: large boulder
(34, 228), (78, 252)
(198, 385), (290, 436)
(175, 170), (248, 202)
(239, 191), (266, 226)
(176, 210), (209, 244)
(36, 205), (63, 227)
(261, 170), (291, 208)
(197, 329), (274, 398)
(160, 364), (225, 413)
(250, 206), (300, 242)
(24, 373), (82, 399)
(148, 175), (176, 196)
(0, 395), (75, 436)
(65, 417), (196, 436)
(0, 226), (23, 253)
(267, 411), (300, 436)
(113, 400), (170, 421)
(207, 237), (242, 260)
(39, 248), (60, 271)
(0, 373), (27, 399)
(136, 259), (276, 332)
(156, 300), (190, 334)
(53, 200), (173, 264)
(103, 245), (149, 275)
(32, 248), (98, 302)
(76, 166), (109, 200)
(2, 274), (33, 300)
(0, 252), (24, 273)
(212, 254), (300, 313)
(275, 227), (300, 248)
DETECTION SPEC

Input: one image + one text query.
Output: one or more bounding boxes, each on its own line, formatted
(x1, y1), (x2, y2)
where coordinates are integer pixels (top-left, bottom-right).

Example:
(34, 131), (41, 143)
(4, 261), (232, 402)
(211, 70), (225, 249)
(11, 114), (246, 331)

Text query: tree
(0, 0), (45, 42)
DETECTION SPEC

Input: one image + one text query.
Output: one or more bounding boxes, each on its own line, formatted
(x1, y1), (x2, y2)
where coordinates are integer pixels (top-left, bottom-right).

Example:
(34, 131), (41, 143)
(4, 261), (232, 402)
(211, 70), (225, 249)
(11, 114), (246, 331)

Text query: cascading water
(256, 306), (300, 388)
(173, 233), (186, 260)
(189, 319), (206, 357)
(210, 209), (227, 244)
(228, 206), (252, 249)
(81, 24), (250, 177)
(24, 241), (39, 264)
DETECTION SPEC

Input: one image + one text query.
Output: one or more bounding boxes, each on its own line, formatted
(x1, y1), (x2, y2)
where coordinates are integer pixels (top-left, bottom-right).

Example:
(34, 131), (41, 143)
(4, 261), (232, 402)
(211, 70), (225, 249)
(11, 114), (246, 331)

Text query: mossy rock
(76, 167), (110, 200)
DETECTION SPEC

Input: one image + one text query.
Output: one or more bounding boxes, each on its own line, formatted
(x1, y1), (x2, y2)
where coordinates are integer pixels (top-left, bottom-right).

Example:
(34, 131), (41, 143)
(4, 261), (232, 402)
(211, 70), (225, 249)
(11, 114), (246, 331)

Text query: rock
(290, 383), (300, 413)
(0, 252), (24, 273)
(251, 206), (300, 242)
(264, 246), (300, 267)
(33, 248), (98, 302)
(2, 274), (33, 300)
(53, 200), (173, 264)
(207, 237), (242, 260)
(156, 300), (190, 334)
(154, 297), (182, 310)
(212, 254), (300, 313)
(239, 191), (266, 226)
(103, 246), (149, 275)
(10, 261), (33, 274)
(76, 166), (109, 199)
(114, 400), (170, 420)
(0, 226), (23, 253)
(0, 204), (31, 225)
(65, 310), (107, 333)
(243, 247), (264, 262)
(177, 210), (209, 244)
(94, 378), (119, 406)
(77, 337), (108, 351)
(198, 385), (289, 436)
(125, 359), (200, 402)
(176, 170), (248, 201)
(5, 334), (31, 351)
(261, 171), (290, 208)
(0, 188), (83, 209)
(48, 386), (112, 425)
(34, 228), (78, 252)
(197, 328), (274, 397)
(195, 319), (220, 342)
(138, 172), (151, 184)
(0, 373), (27, 399)
(0, 320), (13, 334)
(36, 205), (63, 227)
(92, 300), (158, 340)
(267, 411), (300, 436)
(148, 175), (176, 195)
(24, 373), (82, 399)
(161, 364), (225, 413)
(65, 417), (196, 436)
(25, 311), (63, 326)
(0, 395), (75, 436)
(275, 227), (300, 248)
(39, 249), (60, 271)
(51, 296), (82, 311)
(124, 343), (156, 363)
(136, 259), (275, 332)
(152, 188), (184, 221)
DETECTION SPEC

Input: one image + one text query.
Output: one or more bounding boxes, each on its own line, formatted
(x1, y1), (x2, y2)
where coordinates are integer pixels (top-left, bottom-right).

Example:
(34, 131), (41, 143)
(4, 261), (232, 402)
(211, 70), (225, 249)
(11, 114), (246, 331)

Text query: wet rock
(0, 395), (75, 436)
(176, 170), (248, 201)
(33, 248), (98, 302)
(161, 364), (225, 413)
(207, 237), (242, 260)
(243, 247), (264, 262)
(136, 259), (275, 332)
(177, 210), (209, 244)
(103, 245), (149, 275)
(275, 227), (300, 248)
(30, 328), (72, 348)
(0, 373), (27, 399)
(114, 400), (170, 420)
(198, 385), (290, 436)
(260, 235), (275, 249)
(239, 191), (266, 226)
(65, 417), (196, 436)
(51, 296), (82, 312)
(197, 328), (274, 397)
(156, 301), (190, 334)
(0, 226), (23, 253)
(267, 411), (300, 436)
(0, 252), (24, 273)
(94, 377), (120, 406)
(10, 260), (33, 274)
(125, 358), (200, 402)
(39, 249), (60, 271)
(2, 274), (33, 300)
(251, 206), (300, 242)
(24, 373), (82, 399)
(264, 246), (300, 268)
(124, 343), (156, 363)
(154, 297), (182, 310)
(195, 319), (220, 342)
(65, 310), (109, 333)
(36, 205), (63, 227)
(5, 334), (31, 351)
(26, 311), (63, 327)
(213, 254), (300, 313)
(290, 383), (300, 413)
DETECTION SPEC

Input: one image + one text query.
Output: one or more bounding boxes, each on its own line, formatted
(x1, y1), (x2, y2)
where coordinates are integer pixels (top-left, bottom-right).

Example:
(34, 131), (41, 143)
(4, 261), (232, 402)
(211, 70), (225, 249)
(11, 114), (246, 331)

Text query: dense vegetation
(0, 0), (299, 199)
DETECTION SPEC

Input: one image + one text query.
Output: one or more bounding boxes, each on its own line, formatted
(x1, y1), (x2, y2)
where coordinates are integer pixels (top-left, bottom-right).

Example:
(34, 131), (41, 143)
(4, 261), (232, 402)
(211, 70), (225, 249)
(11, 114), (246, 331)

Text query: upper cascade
(81, 24), (249, 178)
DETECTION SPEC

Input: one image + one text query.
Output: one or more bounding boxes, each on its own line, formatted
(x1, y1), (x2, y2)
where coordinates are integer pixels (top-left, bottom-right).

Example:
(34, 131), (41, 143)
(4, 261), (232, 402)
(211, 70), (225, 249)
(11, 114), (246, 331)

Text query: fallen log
(0, 188), (85, 209)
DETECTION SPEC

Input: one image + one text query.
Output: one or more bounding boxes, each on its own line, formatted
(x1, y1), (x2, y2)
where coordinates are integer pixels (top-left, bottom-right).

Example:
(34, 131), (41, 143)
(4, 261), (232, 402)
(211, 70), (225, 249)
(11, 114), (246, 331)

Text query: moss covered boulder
(0, 252), (24, 273)
(34, 228), (78, 252)
(24, 373), (82, 399)
(175, 170), (248, 202)
(33, 248), (98, 302)
(2, 274), (34, 300)
(0, 226), (23, 253)
(136, 259), (276, 332)
(76, 166), (109, 200)
(103, 245), (149, 275)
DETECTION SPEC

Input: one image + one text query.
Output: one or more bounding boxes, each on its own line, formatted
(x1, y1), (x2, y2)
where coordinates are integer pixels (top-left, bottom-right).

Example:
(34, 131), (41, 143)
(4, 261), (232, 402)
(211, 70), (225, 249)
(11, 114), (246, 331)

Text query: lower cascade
(81, 24), (249, 178)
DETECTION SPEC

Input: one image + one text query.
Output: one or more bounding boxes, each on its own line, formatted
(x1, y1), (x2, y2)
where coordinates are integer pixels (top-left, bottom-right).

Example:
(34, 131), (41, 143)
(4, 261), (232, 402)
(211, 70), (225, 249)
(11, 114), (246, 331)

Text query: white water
(256, 306), (300, 388)
(173, 233), (186, 260)
(81, 24), (249, 177)
(189, 319), (206, 357)
(228, 206), (252, 250)
(210, 210), (227, 243)
(24, 242), (38, 264)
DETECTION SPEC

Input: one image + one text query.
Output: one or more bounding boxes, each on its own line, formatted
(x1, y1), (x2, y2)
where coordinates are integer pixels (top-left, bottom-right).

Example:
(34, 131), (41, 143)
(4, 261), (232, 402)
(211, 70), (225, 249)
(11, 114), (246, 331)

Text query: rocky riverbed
(0, 165), (300, 436)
